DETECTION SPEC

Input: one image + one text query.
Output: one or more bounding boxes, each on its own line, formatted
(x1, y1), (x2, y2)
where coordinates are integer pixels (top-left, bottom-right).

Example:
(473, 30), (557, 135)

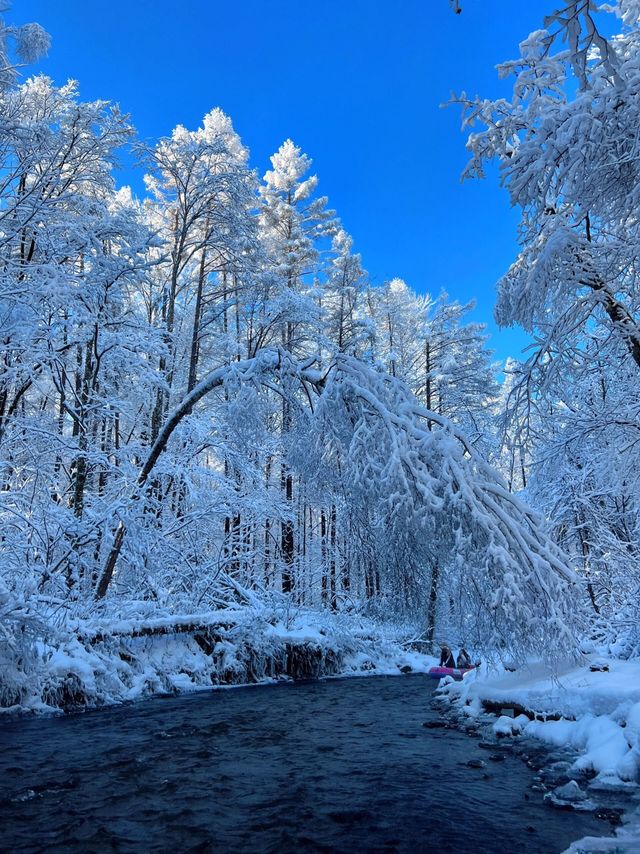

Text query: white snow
(563, 806), (640, 854)
(0, 606), (436, 714)
(440, 655), (640, 852)
(463, 658), (640, 719)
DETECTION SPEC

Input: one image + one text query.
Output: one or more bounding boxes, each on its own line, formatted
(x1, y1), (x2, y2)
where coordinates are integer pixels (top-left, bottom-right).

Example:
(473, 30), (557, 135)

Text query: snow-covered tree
(457, 0), (640, 647)
(0, 3), (49, 89)
(0, 75), (155, 598)
(458, 2), (640, 380)
(140, 108), (257, 436)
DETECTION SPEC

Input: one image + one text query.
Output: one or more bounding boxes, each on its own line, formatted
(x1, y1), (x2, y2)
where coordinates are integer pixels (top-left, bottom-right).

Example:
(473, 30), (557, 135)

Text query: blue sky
(15, 0), (565, 363)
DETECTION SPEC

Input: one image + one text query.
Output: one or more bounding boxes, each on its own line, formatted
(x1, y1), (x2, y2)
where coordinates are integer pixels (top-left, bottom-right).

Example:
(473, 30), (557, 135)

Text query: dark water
(0, 675), (610, 853)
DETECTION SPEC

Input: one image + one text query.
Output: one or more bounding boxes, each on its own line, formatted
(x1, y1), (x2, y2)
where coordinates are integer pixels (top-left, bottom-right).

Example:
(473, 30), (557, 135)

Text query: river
(0, 674), (610, 852)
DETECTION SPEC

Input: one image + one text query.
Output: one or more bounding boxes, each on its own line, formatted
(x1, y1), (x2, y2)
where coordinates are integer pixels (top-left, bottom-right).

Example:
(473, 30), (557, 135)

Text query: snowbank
(460, 659), (640, 719)
(0, 605), (434, 714)
(563, 807), (640, 853)
(438, 657), (640, 852)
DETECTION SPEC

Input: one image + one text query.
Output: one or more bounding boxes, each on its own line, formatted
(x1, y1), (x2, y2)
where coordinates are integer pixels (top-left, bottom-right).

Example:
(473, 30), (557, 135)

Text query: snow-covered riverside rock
(437, 657), (640, 852)
(0, 606), (435, 714)
(544, 780), (598, 813)
(553, 780), (589, 803)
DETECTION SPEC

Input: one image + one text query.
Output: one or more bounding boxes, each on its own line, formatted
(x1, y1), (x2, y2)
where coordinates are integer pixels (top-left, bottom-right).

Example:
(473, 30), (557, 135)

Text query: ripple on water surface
(0, 674), (612, 853)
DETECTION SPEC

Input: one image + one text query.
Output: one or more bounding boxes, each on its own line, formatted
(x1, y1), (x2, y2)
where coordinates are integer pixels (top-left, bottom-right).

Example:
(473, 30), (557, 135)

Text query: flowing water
(0, 674), (611, 852)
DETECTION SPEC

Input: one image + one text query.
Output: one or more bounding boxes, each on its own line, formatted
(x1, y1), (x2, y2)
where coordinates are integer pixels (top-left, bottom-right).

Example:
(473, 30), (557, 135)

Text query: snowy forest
(1, 0), (640, 712)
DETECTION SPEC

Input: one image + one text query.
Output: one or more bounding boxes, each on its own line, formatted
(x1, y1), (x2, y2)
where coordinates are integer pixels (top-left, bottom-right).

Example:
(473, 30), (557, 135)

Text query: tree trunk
(281, 467), (294, 594)
(321, 509), (328, 604)
(426, 562), (439, 646)
(187, 242), (208, 393)
(329, 505), (337, 610)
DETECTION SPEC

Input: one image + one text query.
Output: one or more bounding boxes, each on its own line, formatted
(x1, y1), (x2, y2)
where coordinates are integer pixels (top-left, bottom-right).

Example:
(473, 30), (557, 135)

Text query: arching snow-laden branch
(312, 356), (581, 662)
(97, 348), (581, 661)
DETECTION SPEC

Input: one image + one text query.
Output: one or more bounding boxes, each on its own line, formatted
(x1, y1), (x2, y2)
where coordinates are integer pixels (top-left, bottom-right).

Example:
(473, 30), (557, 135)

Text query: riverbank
(437, 657), (640, 853)
(0, 603), (434, 715)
